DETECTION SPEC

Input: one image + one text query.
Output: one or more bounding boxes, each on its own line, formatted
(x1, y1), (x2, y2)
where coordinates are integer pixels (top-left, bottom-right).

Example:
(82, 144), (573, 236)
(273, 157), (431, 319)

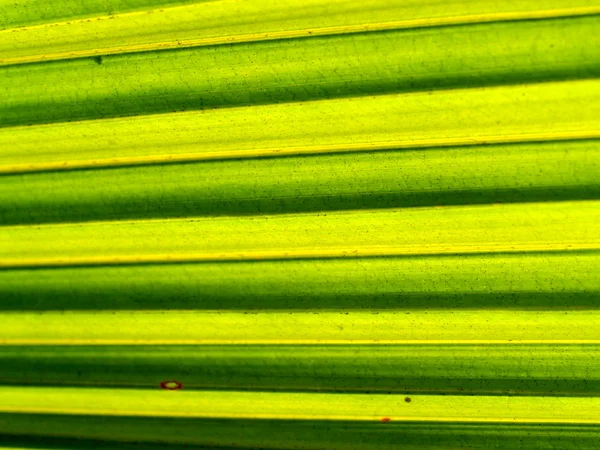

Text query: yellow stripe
(1, 130), (599, 175)
(0, 406), (598, 424)
(1, 242), (597, 269)
(0, 379), (592, 396)
(1, 6), (599, 66)
(2, 340), (600, 346)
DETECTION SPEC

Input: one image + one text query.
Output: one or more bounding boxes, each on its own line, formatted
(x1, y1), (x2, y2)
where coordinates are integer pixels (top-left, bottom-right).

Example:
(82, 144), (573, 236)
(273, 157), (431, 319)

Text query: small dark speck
(93, 56), (103, 65)
(405, 397), (412, 403)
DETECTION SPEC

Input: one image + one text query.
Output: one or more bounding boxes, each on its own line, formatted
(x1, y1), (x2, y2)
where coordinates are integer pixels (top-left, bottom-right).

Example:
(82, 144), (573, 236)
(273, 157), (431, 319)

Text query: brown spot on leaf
(160, 380), (183, 390)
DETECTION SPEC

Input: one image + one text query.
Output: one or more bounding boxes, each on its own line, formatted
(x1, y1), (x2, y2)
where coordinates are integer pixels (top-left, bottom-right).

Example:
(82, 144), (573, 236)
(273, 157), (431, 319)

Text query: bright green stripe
(0, 0), (200, 30)
(2, 0), (597, 61)
(0, 252), (598, 310)
(1, 311), (600, 344)
(1, 16), (599, 126)
(0, 201), (597, 264)
(1, 78), (599, 169)
(1, 140), (598, 225)
(1, 344), (599, 395)
(1, 387), (600, 423)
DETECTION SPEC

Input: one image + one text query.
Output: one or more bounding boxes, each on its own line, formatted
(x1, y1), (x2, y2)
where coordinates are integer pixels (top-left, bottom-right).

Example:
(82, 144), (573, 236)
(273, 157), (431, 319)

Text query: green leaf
(1, 0), (599, 448)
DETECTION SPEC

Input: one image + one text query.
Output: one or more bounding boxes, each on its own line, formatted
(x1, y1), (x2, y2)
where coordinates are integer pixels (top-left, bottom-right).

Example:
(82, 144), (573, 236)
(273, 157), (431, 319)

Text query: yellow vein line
(1, 6), (599, 66)
(2, 340), (600, 346)
(0, 406), (598, 424)
(1, 242), (598, 269)
(2, 130), (599, 175)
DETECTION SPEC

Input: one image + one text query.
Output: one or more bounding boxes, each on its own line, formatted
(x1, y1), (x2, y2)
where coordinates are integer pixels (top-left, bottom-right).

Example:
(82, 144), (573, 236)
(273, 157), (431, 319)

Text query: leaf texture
(0, 0), (599, 448)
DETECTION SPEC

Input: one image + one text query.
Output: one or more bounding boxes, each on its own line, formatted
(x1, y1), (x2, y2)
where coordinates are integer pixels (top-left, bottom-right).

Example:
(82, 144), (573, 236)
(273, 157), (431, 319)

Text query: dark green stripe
(0, 344), (598, 396)
(2, 415), (600, 449)
(0, 252), (597, 310)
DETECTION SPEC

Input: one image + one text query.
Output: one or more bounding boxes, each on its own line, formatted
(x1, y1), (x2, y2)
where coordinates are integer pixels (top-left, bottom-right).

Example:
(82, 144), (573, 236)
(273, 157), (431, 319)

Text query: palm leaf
(0, 0), (599, 448)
